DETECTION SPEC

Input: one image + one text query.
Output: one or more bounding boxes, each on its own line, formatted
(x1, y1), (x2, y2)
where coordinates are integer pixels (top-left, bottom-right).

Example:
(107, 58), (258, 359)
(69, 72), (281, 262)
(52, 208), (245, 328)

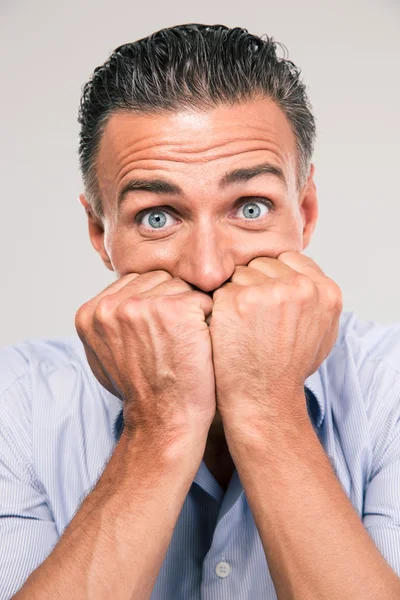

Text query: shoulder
(0, 335), (94, 395)
(0, 336), (121, 527)
(326, 312), (400, 457)
(0, 332), (120, 459)
(335, 310), (400, 374)
(0, 334), (88, 394)
(0, 334), (107, 432)
(332, 311), (400, 407)
(0, 335), (91, 475)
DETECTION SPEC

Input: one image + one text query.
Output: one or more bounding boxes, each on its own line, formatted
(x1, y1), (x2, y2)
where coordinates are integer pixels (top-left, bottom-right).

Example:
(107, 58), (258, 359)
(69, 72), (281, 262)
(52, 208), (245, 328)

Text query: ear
(79, 194), (114, 271)
(298, 163), (318, 250)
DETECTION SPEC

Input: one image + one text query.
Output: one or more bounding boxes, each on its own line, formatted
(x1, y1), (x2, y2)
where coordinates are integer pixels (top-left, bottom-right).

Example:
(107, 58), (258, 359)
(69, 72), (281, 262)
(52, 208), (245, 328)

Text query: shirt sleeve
(0, 350), (59, 599)
(362, 360), (400, 577)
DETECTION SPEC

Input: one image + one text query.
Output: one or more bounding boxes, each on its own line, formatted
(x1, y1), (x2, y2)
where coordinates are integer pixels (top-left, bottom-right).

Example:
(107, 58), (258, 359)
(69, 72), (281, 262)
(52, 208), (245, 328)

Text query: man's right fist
(74, 271), (216, 440)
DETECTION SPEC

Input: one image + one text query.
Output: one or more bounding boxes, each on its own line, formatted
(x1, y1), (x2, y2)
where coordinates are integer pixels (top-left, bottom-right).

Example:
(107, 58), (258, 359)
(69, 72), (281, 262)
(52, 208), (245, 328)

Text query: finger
(145, 289), (214, 321)
(95, 272), (141, 301)
(278, 252), (326, 284)
(178, 290), (214, 320)
(76, 272), (141, 338)
(95, 276), (209, 322)
(244, 256), (300, 284)
(113, 270), (173, 300)
(230, 265), (270, 286)
(140, 283), (214, 321)
(95, 270), (172, 308)
(138, 277), (193, 299)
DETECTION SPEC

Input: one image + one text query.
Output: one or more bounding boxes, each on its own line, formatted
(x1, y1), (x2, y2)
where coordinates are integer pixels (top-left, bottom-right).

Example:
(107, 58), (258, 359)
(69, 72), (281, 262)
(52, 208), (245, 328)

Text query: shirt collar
(114, 408), (124, 442)
(305, 366), (325, 430)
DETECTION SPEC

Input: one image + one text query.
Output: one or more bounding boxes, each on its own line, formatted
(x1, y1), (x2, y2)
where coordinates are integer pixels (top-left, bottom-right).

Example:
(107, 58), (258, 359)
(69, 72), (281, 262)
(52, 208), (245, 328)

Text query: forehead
(96, 97), (298, 205)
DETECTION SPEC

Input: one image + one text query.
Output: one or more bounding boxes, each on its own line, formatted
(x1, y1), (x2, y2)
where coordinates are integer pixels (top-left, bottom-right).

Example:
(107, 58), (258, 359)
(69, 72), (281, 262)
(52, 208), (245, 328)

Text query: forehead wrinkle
(112, 150), (297, 218)
(105, 115), (289, 162)
(116, 134), (286, 164)
(115, 142), (289, 184)
(100, 99), (298, 177)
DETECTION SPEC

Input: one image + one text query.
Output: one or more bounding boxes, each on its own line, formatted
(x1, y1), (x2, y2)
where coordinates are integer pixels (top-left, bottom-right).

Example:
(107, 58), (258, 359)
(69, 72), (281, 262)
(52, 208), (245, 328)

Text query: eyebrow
(116, 161), (287, 214)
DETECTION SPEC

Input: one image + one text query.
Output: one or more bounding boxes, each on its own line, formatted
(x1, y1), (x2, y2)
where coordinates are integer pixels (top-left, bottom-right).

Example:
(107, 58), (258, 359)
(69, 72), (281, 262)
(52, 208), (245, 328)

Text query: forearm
(225, 413), (400, 600)
(13, 427), (206, 600)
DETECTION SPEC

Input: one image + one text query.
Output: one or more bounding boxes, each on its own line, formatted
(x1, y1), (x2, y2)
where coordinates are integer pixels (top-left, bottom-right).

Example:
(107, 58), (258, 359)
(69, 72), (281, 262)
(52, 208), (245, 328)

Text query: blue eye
(136, 198), (272, 232)
(237, 200), (271, 219)
(147, 211), (166, 228)
(138, 209), (176, 229)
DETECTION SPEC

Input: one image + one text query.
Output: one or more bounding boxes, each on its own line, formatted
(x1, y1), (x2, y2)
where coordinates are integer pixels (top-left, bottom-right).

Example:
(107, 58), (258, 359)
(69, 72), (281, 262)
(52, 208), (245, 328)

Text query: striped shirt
(1, 310), (400, 598)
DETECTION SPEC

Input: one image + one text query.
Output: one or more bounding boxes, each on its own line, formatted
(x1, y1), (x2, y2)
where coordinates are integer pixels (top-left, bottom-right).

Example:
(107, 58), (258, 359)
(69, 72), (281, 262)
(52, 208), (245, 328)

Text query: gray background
(1, 0), (399, 347)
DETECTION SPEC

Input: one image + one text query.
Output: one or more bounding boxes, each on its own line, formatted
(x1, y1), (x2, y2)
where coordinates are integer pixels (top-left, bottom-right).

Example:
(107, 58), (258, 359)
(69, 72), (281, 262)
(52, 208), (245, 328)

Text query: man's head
(78, 23), (318, 293)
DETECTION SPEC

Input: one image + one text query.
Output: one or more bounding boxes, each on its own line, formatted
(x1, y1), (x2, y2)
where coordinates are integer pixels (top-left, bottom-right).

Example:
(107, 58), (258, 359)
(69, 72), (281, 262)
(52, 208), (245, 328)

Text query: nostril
(190, 285), (214, 297)
(191, 284), (215, 298)
(190, 275), (231, 296)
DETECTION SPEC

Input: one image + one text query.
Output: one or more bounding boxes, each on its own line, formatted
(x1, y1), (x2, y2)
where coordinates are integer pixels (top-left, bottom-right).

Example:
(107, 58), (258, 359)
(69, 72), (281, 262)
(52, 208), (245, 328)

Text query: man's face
(82, 97), (318, 291)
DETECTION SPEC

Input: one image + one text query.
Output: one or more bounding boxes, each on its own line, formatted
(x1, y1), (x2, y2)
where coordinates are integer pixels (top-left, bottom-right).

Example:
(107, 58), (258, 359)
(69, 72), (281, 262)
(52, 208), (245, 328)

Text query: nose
(175, 223), (235, 294)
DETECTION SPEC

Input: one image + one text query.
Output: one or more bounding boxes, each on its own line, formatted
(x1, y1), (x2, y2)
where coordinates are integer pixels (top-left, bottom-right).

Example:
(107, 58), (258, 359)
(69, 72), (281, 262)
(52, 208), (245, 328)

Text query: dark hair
(78, 23), (316, 220)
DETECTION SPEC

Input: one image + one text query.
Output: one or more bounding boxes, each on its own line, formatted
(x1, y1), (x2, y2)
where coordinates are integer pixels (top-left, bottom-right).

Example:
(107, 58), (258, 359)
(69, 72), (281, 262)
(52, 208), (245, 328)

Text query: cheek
(276, 212), (304, 249)
(243, 218), (303, 259)
(106, 231), (180, 277)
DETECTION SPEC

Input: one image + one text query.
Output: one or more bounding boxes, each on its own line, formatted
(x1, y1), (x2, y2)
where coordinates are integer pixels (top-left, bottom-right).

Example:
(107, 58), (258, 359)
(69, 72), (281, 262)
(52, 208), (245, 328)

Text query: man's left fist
(209, 252), (343, 426)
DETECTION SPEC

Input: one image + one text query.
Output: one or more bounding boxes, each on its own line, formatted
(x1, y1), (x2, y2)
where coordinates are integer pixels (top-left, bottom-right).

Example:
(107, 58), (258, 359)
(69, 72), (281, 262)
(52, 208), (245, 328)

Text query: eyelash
(134, 197), (274, 231)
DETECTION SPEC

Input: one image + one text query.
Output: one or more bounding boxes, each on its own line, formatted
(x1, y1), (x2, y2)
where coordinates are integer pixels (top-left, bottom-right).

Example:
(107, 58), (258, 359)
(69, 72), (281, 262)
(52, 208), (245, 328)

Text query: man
(1, 23), (400, 600)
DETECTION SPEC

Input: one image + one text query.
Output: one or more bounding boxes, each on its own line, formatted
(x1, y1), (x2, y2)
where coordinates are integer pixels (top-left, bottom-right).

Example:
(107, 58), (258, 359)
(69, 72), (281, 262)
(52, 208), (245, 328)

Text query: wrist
(118, 421), (209, 464)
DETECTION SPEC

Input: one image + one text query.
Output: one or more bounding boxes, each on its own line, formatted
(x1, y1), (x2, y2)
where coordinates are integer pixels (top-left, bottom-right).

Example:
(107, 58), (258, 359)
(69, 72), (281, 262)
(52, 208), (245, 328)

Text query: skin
(79, 96), (319, 489)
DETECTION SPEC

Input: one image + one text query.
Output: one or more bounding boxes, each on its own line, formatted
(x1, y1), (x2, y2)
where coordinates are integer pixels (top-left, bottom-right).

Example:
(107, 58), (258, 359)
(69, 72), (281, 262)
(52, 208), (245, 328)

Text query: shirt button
(215, 561), (231, 578)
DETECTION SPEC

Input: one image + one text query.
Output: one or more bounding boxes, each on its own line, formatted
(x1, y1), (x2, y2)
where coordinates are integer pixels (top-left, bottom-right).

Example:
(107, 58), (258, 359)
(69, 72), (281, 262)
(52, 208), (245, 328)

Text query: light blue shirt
(1, 310), (400, 599)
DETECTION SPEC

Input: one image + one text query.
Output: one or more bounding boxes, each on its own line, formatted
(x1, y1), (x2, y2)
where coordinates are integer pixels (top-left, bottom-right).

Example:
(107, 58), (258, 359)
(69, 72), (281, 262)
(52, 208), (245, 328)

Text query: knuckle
(94, 296), (117, 324)
(147, 294), (165, 311)
(325, 280), (343, 310)
(294, 274), (315, 302)
(140, 295), (182, 329)
(236, 286), (260, 313)
(116, 296), (142, 322)
(74, 302), (92, 332)
(271, 281), (289, 305)
(336, 289), (344, 310)
(152, 294), (179, 318)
